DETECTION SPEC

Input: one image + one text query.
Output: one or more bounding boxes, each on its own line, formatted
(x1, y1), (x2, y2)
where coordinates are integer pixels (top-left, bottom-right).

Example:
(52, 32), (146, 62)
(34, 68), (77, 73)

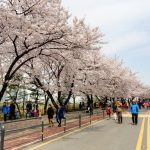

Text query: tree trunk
(35, 77), (59, 109)
(64, 90), (72, 105)
(58, 91), (62, 105)
(87, 94), (91, 107)
(72, 95), (76, 110)
(0, 82), (8, 101)
(14, 102), (22, 118)
(44, 95), (49, 114)
(46, 90), (59, 109)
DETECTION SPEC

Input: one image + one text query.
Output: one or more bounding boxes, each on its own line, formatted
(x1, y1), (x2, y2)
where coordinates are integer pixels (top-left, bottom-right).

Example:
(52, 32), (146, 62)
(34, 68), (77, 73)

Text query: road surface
(23, 111), (150, 150)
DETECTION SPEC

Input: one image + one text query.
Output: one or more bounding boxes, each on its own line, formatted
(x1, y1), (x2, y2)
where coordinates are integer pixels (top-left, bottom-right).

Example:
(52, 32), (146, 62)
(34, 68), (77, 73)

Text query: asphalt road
(24, 112), (150, 150)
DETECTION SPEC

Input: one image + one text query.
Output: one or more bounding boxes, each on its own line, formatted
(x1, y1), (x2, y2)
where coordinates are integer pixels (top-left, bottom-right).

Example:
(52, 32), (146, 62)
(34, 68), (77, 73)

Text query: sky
(62, 0), (150, 86)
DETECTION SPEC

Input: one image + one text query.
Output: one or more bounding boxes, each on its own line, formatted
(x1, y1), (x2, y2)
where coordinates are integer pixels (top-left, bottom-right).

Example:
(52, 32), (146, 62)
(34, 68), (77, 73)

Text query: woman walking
(47, 104), (54, 127)
(116, 100), (123, 124)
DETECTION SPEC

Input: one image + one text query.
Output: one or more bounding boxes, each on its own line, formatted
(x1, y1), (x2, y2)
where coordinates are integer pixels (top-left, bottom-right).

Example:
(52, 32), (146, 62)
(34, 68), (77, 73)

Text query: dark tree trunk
(44, 95), (49, 114)
(91, 94), (93, 104)
(0, 55), (35, 101)
(35, 78), (59, 109)
(64, 81), (74, 105)
(0, 82), (8, 101)
(46, 90), (59, 109)
(87, 94), (91, 107)
(72, 95), (76, 110)
(64, 90), (72, 105)
(58, 91), (62, 105)
(14, 102), (22, 118)
(87, 94), (93, 107)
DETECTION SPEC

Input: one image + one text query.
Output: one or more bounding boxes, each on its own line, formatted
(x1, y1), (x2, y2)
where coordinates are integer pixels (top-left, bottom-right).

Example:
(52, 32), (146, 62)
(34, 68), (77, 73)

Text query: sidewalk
(4, 110), (99, 132)
(3, 109), (105, 150)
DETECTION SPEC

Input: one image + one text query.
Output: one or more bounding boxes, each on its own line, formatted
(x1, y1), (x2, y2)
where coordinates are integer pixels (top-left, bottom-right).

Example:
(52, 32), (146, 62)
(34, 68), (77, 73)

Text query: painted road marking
(28, 119), (104, 150)
(136, 118), (145, 150)
(123, 114), (150, 118)
(147, 116), (150, 150)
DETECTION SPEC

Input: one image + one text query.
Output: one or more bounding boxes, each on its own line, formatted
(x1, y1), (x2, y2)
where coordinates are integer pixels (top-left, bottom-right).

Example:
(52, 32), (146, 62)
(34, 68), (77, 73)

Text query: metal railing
(3, 109), (106, 149)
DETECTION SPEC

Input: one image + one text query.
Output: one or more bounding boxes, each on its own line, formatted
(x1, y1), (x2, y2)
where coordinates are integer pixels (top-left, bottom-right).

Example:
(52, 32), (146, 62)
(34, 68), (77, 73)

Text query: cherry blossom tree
(0, 0), (80, 100)
(0, 0), (147, 109)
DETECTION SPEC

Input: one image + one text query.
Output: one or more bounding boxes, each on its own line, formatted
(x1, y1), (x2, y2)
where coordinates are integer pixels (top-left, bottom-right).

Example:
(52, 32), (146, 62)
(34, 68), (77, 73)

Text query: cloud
(62, 0), (150, 27)
(103, 31), (150, 55)
(62, 0), (150, 55)
(62, 0), (150, 85)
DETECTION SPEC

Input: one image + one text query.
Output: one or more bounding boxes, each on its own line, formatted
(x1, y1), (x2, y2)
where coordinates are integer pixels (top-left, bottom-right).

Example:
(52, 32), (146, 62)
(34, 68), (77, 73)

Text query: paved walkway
(23, 111), (150, 150)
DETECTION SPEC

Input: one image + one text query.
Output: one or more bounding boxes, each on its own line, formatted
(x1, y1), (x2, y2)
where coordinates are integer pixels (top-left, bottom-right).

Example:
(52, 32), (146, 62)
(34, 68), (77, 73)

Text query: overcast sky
(62, 0), (150, 85)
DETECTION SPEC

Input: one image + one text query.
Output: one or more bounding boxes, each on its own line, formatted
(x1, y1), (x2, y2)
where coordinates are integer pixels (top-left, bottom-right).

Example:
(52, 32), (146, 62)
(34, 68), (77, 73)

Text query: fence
(2, 109), (106, 150)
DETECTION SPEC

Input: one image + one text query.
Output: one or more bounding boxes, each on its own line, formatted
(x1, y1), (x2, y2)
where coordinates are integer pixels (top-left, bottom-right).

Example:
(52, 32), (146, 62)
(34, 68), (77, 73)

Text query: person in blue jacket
(2, 102), (10, 122)
(129, 99), (139, 125)
(56, 104), (66, 127)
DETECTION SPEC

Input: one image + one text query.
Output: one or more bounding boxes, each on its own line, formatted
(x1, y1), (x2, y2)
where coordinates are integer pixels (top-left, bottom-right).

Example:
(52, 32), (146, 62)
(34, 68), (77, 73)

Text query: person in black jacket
(47, 104), (54, 127)
(9, 101), (16, 120)
(26, 101), (32, 118)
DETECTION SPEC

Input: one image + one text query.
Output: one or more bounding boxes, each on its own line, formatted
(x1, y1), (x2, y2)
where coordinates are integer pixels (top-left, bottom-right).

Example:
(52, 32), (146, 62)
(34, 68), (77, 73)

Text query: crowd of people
(1, 95), (67, 128)
(26, 99), (39, 118)
(105, 98), (145, 125)
(1, 96), (148, 128)
(1, 99), (19, 122)
(47, 104), (66, 127)
(1, 98), (40, 122)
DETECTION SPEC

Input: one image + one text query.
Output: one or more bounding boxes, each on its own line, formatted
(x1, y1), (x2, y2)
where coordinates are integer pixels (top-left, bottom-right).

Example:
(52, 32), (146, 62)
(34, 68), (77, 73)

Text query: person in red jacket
(106, 105), (111, 119)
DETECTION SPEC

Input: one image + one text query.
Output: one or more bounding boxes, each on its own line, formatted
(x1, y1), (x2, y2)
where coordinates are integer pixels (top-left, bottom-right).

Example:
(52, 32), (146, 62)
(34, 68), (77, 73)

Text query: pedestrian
(47, 104), (54, 127)
(89, 103), (93, 115)
(106, 105), (111, 119)
(129, 99), (139, 125)
(33, 98), (39, 117)
(56, 104), (66, 127)
(26, 101), (32, 118)
(116, 99), (123, 124)
(2, 102), (9, 122)
(112, 100), (117, 121)
(33, 104), (38, 117)
(138, 99), (142, 109)
(9, 101), (16, 120)
(82, 102), (85, 110)
(79, 102), (82, 111)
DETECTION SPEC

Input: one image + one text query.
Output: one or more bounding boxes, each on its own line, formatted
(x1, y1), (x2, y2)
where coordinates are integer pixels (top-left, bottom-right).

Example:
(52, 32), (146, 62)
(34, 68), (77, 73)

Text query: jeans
(117, 112), (122, 124)
(132, 114), (138, 124)
(4, 114), (7, 122)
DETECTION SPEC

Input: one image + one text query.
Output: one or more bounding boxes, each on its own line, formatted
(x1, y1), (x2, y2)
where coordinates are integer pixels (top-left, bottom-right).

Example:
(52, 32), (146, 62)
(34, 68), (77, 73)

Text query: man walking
(56, 104), (66, 127)
(130, 99), (139, 125)
(2, 102), (9, 122)
(9, 101), (16, 120)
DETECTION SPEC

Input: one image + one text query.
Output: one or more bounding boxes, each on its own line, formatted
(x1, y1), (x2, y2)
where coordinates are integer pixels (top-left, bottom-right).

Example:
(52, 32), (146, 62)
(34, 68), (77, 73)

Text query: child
(106, 106), (111, 119)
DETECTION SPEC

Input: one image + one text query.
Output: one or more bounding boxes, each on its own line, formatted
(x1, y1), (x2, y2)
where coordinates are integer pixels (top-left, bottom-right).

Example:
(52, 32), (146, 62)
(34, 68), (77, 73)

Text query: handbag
(117, 107), (122, 112)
